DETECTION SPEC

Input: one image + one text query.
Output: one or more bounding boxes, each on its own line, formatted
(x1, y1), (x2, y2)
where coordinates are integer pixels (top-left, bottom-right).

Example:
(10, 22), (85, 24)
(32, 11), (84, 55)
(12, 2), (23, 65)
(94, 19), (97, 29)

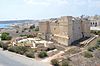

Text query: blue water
(0, 24), (10, 28)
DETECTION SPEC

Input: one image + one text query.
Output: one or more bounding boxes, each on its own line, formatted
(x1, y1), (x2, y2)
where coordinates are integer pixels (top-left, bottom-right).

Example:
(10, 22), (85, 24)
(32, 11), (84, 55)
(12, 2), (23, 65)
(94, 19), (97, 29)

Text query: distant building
(39, 16), (90, 46)
(89, 15), (100, 30)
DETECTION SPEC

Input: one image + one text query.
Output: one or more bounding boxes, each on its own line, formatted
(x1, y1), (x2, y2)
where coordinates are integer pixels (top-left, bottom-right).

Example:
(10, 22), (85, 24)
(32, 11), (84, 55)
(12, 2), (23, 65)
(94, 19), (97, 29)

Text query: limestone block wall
(39, 16), (91, 46)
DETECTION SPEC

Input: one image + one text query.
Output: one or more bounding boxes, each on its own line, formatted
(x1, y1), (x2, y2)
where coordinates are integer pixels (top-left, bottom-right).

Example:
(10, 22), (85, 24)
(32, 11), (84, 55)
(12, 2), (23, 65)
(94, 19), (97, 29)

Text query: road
(0, 48), (51, 66)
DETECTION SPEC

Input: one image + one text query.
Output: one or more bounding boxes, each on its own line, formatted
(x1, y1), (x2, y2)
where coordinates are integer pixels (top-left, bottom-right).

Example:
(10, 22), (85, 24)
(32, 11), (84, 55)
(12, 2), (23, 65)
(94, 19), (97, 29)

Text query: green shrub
(30, 24), (35, 29)
(94, 44), (100, 49)
(97, 40), (100, 45)
(17, 46), (28, 55)
(27, 35), (34, 38)
(83, 51), (93, 58)
(46, 47), (55, 51)
(0, 42), (3, 47)
(8, 46), (17, 52)
(25, 50), (35, 58)
(97, 48), (100, 50)
(20, 34), (27, 37)
(16, 31), (19, 33)
(0, 42), (8, 50)
(20, 34), (34, 38)
(67, 48), (81, 54)
(38, 51), (47, 58)
(35, 26), (39, 31)
(8, 46), (29, 55)
(51, 59), (59, 66)
(62, 59), (70, 66)
(2, 32), (9, 35)
(87, 46), (95, 52)
(2, 44), (8, 50)
(91, 30), (100, 35)
(1, 32), (12, 40)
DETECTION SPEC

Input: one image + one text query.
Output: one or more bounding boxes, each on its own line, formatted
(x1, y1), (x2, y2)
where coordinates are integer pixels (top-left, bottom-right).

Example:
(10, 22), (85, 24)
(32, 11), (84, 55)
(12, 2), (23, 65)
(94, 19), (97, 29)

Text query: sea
(0, 20), (37, 28)
(0, 21), (23, 28)
(0, 22), (20, 28)
(0, 24), (11, 28)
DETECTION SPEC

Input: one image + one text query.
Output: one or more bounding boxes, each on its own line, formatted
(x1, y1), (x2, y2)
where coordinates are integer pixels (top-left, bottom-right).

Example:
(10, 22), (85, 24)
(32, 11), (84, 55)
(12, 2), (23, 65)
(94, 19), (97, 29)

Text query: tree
(28, 30), (31, 32)
(16, 30), (19, 33)
(51, 59), (59, 66)
(30, 24), (35, 29)
(35, 26), (39, 31)
(1, 32), (12, 40)
(22, 30), (24, 33)
(2, 32), (9, 35)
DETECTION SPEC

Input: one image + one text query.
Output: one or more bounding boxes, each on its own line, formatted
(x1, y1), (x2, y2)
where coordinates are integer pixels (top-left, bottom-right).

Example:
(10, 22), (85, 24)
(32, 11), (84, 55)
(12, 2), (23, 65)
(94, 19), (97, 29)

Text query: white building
(89, 15), (100, 30)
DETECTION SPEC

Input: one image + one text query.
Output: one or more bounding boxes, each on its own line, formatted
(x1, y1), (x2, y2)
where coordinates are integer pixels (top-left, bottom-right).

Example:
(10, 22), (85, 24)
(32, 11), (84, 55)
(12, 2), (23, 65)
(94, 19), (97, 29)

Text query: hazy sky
(0, 0), (100, 20)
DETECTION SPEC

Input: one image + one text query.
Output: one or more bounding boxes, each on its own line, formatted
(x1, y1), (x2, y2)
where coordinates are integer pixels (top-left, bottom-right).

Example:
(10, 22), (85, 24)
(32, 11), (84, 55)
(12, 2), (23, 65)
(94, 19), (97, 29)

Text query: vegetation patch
(91, 30), (100, 35)
(66, 47), (81, 55)
(0, 32), (12, 40)
(61, 59), (70, 66)
(87, 40), (100, 52)
(83, 51), (93, 58)
(38, 51), (48, 58)
(8, 46), (28, 55)
(25, 50), (35, 58)
(20, 34), (34, 38)
(51, 59), (59, 66)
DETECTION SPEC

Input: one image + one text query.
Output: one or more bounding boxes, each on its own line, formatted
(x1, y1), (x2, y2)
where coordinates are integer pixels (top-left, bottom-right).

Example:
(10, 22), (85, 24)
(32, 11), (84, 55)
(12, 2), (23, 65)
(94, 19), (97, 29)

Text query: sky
(0, 0), (100, 20)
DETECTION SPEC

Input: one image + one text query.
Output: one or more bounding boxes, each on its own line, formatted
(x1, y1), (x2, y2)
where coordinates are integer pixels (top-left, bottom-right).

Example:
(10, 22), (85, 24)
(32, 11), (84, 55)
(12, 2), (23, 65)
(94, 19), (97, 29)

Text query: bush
(1, 32), (12, 40)
(25, 50), (35, 58)
(27, 35), (34, 38)
(35, 26), (39, 31)
(62, 59), (70, 66)
(16, 31), (19, 33)
(17, 46), (28, 55)
(2, 32), (9, 35)
(8, 46), (28, 55)
(20, 34), (34, 38)
(0, 41), (9, 50)
(46, 47), (55, 51)
(8, 46), (17, 52)
(91, 30), (100, 35)
(38, 51), (47, 58)
(30, 24), (35, 29)
(87, 46), (95, 52)
(94, 44), (100, 49)
(87, 40), (100, 52)
(51, 59), (59, 66)
(83, 51), (93, 58)
(97, 40), (100, 45)
(20, 34), (27, 37)
(0, 42), (3, 47)
(2, 44), (8, 50)
(66, 47), (81, 54)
